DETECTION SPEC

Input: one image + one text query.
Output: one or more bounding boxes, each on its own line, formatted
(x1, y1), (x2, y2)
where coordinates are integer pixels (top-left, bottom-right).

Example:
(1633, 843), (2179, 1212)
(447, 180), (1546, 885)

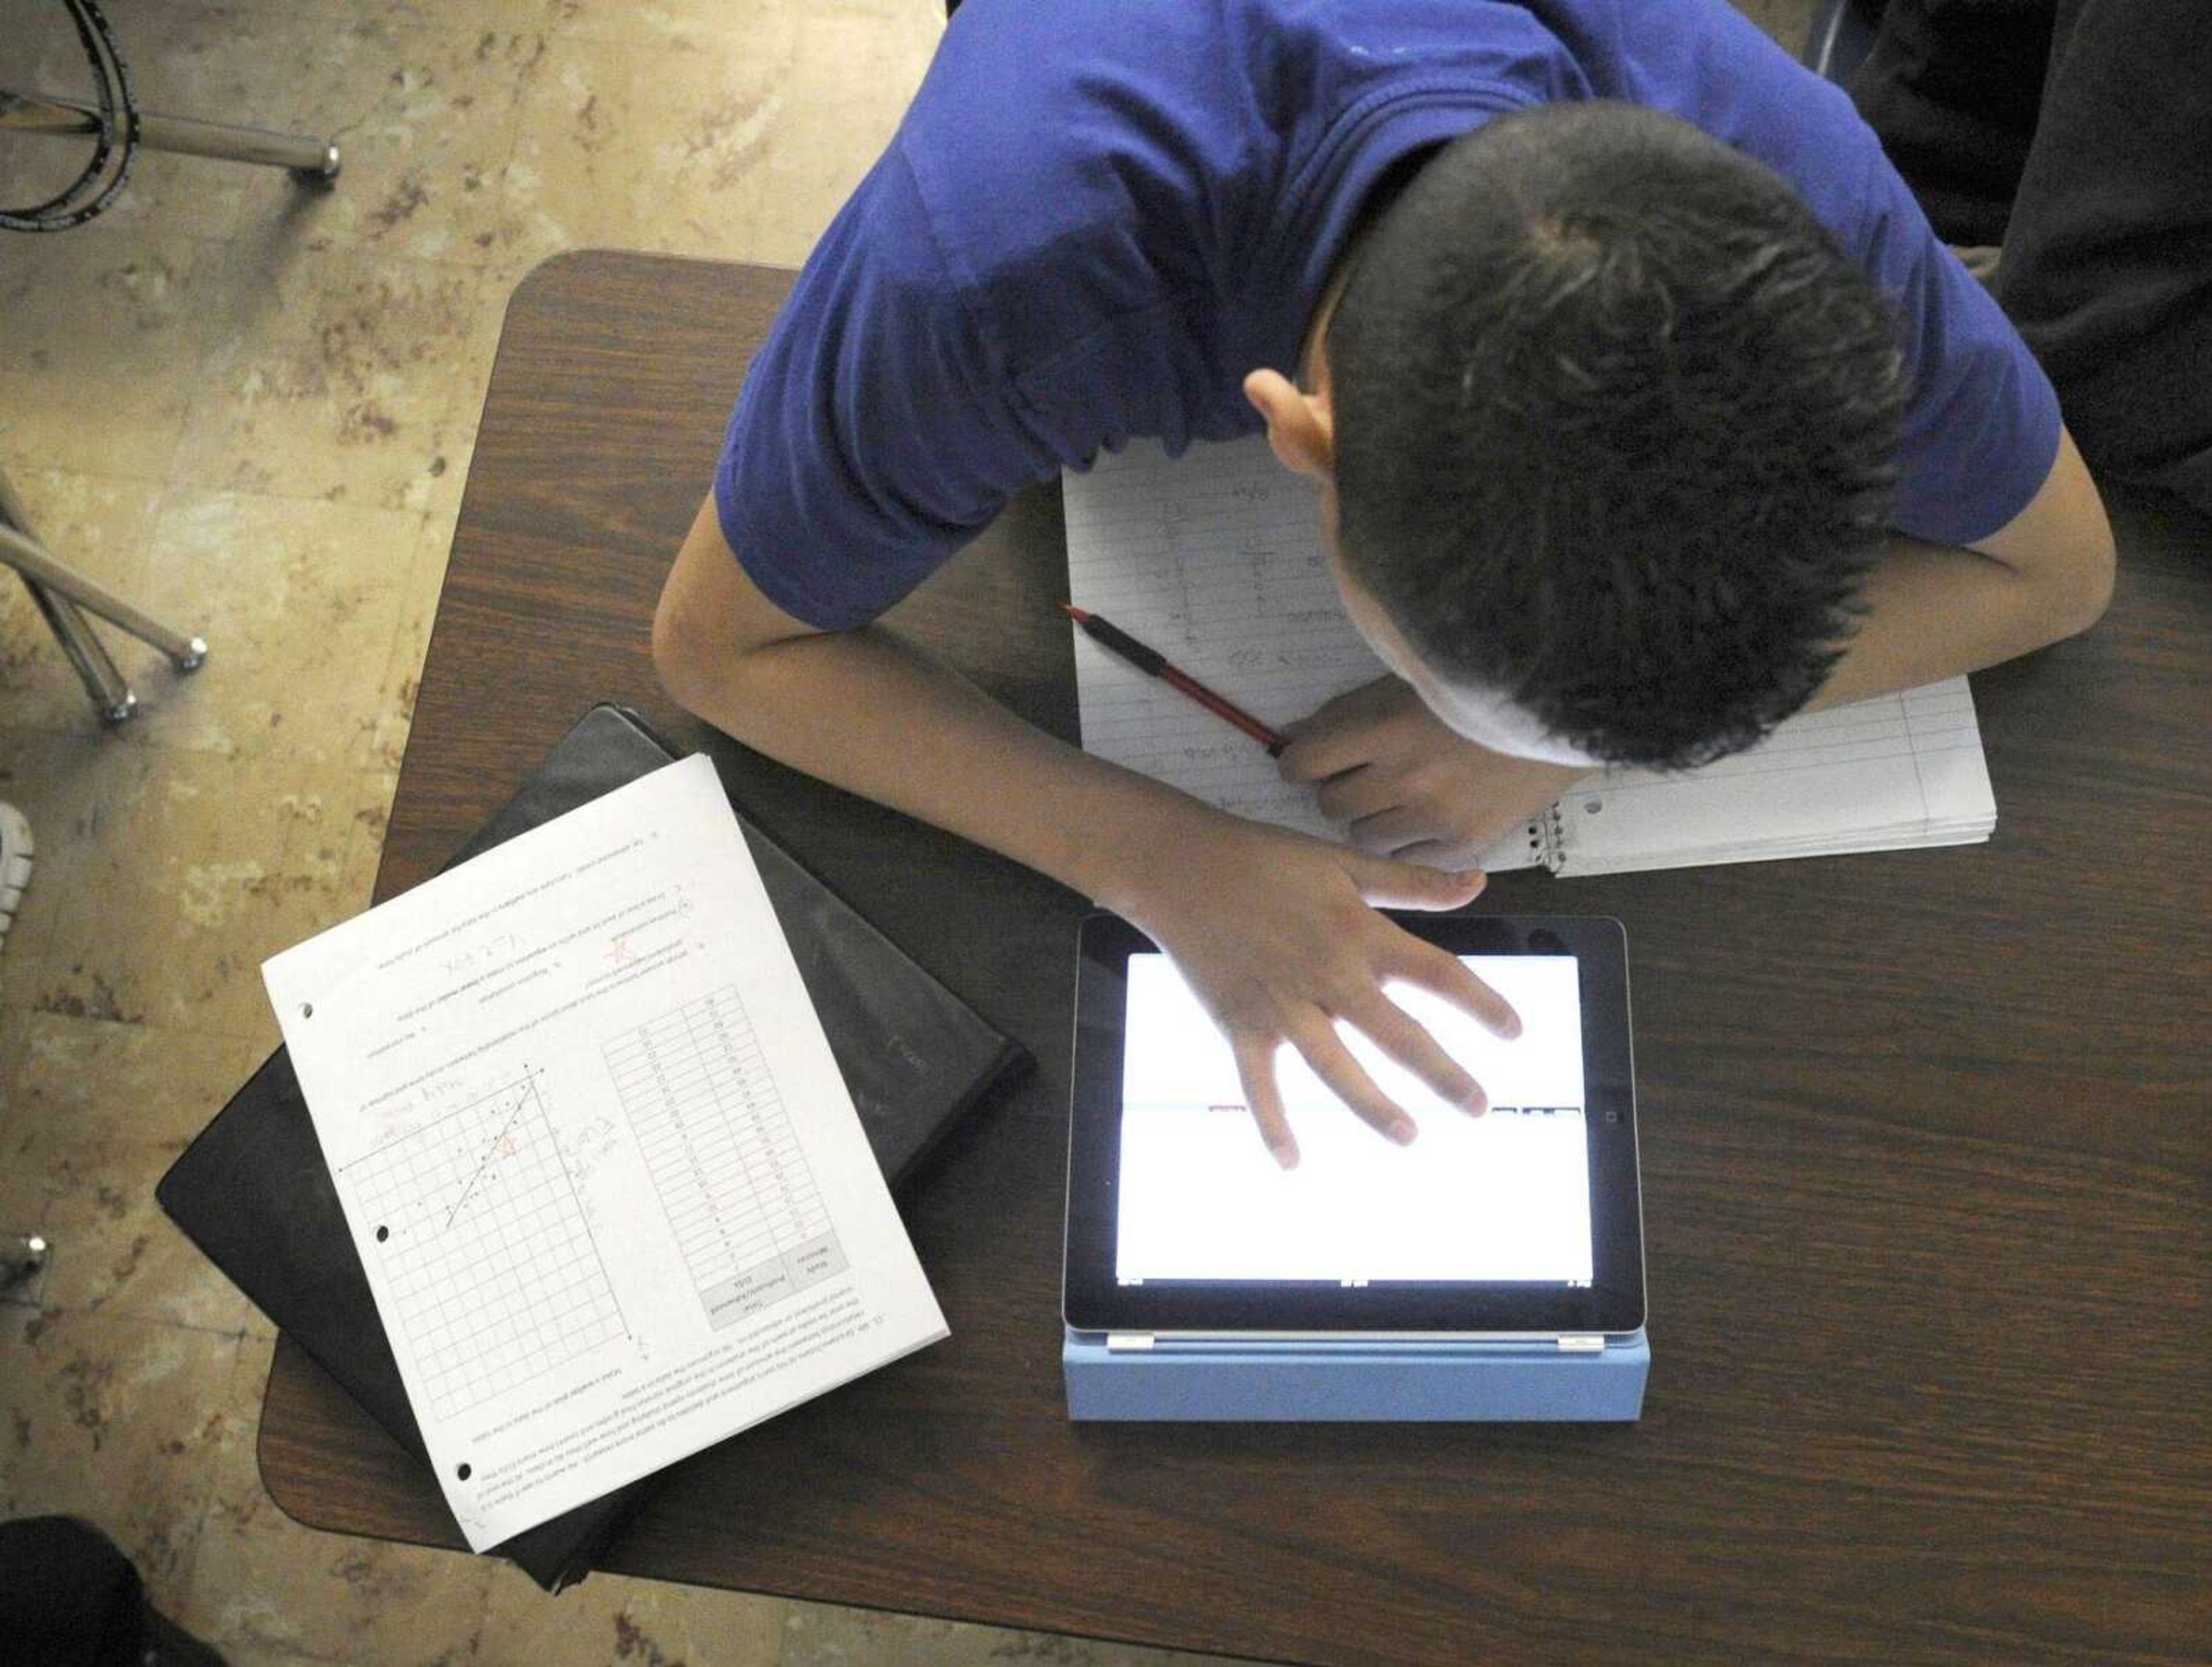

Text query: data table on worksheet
(604, 986), (847, 1332)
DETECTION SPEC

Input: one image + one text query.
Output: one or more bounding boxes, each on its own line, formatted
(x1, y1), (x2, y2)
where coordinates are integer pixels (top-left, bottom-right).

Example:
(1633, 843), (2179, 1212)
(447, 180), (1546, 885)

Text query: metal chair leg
(18, 575), (138, 723)
(0, 463), (207, 724)
(1, 89), (340, 181)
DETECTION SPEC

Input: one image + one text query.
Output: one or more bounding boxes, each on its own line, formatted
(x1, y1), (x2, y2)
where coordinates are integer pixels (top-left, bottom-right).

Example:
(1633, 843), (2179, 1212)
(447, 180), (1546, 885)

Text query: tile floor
(0, 2), (1815, 1661)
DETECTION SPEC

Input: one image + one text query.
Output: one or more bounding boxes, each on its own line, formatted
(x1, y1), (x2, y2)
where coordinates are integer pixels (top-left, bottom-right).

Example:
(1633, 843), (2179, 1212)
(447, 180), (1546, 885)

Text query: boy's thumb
(1345, 852), (1486, 912)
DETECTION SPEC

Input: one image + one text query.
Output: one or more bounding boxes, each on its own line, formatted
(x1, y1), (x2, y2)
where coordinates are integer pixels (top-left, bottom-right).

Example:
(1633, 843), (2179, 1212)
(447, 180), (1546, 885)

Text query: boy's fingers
(1277, 685), (1392, 781)
(1396, 941), (1522, 1039)
(1229, 1034), (1300, 1169)
(1351, 997), (1488, 1115)
(1316, 770), (1410, 827)
(1347, 805), (1427, 844)
(1340, 850), (1486, 911)
(1277, 731), (1355, 784)
(1290, 1017), (1417, 1146)
(1390, 837), (1494, 867)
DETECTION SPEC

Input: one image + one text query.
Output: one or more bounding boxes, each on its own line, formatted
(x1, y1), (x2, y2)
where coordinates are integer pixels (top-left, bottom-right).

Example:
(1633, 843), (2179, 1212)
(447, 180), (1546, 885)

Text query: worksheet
(264, 755), (946, 1551)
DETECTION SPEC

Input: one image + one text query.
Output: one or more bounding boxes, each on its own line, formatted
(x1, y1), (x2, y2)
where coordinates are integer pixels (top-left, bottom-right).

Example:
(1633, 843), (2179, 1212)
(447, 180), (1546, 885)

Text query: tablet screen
(1065, 912), (1643, 1336)
(1116, 953), (1593, 1288)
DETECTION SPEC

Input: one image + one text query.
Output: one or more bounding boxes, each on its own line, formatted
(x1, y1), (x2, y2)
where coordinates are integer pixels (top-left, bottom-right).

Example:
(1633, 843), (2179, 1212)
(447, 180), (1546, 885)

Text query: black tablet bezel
(1063, 912), (1644, 1336)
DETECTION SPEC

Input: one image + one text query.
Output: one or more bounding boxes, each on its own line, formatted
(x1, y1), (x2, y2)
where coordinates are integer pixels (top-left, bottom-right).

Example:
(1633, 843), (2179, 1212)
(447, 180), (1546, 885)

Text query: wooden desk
(258, 251), (2211, 1666)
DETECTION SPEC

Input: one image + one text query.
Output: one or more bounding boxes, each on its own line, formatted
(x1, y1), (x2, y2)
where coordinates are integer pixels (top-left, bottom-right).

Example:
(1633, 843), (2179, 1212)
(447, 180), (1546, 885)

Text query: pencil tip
(1059, 602), (1089, 623)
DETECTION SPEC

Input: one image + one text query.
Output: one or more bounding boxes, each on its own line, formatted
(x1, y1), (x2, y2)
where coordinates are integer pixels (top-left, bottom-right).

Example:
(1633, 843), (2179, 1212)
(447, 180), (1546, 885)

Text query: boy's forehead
(1324, 541), (1600, 768)
(1418, 672), (1603, 768)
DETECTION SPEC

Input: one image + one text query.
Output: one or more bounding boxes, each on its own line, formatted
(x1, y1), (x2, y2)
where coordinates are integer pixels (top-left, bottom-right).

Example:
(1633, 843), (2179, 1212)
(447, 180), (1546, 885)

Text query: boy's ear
(1243, 369), (1336, 481)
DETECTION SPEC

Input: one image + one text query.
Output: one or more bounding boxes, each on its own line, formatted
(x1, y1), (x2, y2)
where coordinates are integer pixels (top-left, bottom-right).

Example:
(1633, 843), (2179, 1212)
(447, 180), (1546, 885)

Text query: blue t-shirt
(714, 0), (2061, 630)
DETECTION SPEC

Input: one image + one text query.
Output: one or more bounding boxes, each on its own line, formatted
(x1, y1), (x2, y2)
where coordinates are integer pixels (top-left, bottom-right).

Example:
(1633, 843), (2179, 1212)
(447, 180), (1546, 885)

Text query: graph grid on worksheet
(349, 1074), (626, 1422)
(604, 987), (848, 1332)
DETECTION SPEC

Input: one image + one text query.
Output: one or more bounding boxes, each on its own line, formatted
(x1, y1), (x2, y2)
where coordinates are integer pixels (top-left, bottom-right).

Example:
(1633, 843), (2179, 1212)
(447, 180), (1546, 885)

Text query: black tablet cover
(157, 705), (1028, 1590)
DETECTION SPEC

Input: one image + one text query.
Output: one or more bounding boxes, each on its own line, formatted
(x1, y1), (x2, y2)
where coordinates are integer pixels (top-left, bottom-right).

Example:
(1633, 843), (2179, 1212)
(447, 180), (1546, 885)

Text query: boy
(653, 1), (2113, 1166)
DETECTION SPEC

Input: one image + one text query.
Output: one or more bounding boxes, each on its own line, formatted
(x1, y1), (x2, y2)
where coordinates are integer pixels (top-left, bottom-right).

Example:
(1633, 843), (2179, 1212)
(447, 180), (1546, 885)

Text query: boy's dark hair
(1329, 101), (1908, 770)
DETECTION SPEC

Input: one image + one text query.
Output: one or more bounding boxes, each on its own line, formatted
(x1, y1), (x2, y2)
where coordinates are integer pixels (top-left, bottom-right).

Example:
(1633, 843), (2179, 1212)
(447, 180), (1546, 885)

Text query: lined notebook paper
(1063, 438), (1994, 876)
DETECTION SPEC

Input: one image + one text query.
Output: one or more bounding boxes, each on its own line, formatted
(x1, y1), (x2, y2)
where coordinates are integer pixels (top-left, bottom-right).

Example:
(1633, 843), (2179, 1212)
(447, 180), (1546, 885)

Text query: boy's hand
(1112, 815), (1521, 1169)
(1278, 677), (1589, 861)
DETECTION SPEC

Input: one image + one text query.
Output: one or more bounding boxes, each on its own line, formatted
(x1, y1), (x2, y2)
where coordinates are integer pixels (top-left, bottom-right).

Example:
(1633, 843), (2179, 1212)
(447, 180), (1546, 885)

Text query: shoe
(0, 800), (31, 953)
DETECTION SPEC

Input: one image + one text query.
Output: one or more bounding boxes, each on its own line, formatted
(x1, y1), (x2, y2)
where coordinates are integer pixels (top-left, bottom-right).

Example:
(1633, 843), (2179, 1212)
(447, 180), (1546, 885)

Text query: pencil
(1059, 604), (1288, 756)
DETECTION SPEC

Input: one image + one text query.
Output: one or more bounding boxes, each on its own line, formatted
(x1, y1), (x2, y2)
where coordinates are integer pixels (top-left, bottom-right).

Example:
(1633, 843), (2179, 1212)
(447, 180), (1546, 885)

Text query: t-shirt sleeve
(713, 146), (1047, 630)
(1850, 145), (2063, 547)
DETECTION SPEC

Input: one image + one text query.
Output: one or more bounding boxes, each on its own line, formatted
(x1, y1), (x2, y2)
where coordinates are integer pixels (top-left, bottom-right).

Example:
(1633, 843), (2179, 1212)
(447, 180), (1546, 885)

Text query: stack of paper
(1533, 683), (1995, 876)
(263, 756), (948, 1551)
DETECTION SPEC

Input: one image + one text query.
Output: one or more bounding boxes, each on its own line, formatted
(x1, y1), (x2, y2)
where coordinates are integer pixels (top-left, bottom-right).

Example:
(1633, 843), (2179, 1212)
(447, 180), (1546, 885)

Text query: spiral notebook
(1062, 438), (1995, 874)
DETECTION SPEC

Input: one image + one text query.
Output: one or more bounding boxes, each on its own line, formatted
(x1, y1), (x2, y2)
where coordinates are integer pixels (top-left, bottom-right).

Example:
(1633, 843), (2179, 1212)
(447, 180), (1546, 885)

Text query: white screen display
(1116, 954), (1593, 1286)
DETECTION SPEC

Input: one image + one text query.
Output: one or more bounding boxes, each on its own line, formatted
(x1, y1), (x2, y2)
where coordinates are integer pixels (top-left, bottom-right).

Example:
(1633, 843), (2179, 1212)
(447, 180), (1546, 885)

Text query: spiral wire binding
(1, 0), (138, 234)
(1534, 803), (1569, 871)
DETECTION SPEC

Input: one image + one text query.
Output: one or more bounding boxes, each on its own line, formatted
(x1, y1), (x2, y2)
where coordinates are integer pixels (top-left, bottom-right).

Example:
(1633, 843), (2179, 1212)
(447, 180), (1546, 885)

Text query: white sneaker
(0, 801), (31, 953)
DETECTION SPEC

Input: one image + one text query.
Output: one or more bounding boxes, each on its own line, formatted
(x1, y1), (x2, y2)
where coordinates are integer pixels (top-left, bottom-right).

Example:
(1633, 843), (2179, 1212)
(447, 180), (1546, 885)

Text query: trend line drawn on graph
(343, 1068), (628, 1421)
(444, 1098), (529, 1229)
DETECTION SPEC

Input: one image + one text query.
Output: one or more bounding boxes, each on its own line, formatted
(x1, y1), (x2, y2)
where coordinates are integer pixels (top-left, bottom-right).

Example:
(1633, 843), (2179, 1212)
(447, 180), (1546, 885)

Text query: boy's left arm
(1805, 424), (2115, 710)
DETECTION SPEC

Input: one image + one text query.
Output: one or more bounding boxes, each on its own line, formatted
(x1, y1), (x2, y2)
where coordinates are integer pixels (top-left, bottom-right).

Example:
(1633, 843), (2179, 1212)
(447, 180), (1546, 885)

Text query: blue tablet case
(1065, 911), (1647, 1423)
(1063, 1328), (1649, 1421)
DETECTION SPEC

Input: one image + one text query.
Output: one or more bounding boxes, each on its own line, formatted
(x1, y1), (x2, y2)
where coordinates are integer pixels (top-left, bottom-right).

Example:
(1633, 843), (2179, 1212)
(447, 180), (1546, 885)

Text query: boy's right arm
(651, 497), (1520, 1168)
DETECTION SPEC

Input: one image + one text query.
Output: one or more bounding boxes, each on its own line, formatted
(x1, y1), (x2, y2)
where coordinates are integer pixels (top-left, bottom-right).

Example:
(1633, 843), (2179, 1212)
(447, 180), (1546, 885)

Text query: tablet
(1064, 913), (1643, 1338)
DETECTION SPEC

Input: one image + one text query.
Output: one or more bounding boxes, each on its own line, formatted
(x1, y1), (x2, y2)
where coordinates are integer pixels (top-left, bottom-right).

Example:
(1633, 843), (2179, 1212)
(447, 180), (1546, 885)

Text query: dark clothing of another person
(1851, 0), (2212, 512)
(0, 1516), (225, 1666)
